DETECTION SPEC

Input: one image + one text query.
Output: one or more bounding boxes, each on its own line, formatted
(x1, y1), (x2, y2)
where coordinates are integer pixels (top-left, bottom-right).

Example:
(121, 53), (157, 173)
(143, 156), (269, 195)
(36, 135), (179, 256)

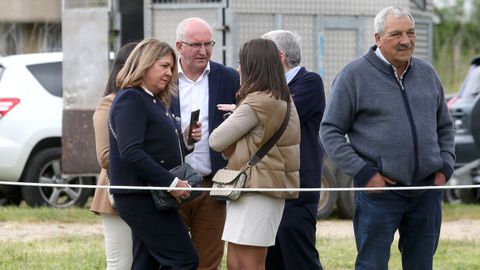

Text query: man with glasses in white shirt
(172, 17), (240, 270)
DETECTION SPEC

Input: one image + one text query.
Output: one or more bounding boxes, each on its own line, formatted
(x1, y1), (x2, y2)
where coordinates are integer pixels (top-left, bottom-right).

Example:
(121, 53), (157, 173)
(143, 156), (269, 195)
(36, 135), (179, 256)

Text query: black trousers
(266, 202), (323, 270)
(114, 193), (198, 270)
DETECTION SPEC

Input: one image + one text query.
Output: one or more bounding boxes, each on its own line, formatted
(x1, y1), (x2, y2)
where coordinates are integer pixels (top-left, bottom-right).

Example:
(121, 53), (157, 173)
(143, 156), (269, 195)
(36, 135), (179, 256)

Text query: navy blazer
(171, 61), (240, 175)
(287, 67), (326, 204)
(109, 87), (184, 193)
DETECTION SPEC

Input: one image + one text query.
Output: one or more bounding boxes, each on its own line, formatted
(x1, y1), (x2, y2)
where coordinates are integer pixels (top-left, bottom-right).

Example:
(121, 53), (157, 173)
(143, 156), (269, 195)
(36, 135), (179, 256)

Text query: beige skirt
(222, 192), (285, 247)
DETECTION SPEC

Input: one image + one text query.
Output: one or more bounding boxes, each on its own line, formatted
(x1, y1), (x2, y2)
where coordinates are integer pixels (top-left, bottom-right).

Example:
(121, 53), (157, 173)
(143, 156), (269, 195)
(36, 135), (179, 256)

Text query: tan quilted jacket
(210, 91), (300, 199)
(90, 94), (117, 215)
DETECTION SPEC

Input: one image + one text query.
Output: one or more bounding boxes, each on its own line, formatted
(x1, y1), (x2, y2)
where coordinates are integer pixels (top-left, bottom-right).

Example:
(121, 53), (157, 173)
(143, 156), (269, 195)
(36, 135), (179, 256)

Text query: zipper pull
(399, 79), (405, 91)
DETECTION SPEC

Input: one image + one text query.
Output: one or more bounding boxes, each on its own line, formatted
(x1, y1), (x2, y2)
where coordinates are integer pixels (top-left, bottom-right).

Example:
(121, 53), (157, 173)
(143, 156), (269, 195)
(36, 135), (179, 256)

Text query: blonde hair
(116, 38), (178, 108)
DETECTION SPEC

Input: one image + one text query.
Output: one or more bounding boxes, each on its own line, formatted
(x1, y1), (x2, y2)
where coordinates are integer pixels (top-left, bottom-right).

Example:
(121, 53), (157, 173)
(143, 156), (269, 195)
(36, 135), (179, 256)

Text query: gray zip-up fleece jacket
(320, 45), (455, 187)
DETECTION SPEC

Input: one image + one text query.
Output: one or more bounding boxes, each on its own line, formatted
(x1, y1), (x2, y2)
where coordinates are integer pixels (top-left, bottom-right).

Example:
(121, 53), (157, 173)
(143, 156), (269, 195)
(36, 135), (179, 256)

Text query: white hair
(176, 17), (213, 41)
(374, 6), (415, 35)
(262, 30), (302, 68)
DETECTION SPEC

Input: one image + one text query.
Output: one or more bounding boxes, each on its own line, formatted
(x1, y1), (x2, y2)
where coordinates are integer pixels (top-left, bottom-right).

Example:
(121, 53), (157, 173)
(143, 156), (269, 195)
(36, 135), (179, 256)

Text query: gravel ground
(0, 219), (479, 242)
(317, 219), (480, 242)
(0, 221), (104, 242)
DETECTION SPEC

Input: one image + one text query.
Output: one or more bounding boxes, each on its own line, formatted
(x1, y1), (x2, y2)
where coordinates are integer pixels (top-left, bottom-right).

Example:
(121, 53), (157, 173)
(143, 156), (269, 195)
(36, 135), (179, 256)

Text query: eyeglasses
(181, 40), (216, 50)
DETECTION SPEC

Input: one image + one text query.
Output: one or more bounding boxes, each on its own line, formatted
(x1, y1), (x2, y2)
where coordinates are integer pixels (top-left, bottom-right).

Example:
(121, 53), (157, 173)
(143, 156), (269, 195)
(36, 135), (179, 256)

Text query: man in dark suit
(263, 30), (325, 270)
(172, 17), (240, 270)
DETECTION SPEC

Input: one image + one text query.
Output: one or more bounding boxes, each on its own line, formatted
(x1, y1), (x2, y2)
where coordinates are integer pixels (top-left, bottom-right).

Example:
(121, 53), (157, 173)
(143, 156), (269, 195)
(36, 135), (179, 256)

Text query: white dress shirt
(285, 66), (301, 84)
(178, 62), (212, 176)
(375, 47), (410, 81)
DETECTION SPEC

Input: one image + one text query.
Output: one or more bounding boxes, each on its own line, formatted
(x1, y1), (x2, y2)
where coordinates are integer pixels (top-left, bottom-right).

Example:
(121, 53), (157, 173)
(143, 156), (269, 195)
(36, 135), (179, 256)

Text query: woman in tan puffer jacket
(209, 38), (300, 270)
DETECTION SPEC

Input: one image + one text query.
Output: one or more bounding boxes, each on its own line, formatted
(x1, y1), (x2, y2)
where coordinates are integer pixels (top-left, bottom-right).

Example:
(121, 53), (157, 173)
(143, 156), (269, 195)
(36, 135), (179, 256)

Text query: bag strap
(247, 99), (291, 167)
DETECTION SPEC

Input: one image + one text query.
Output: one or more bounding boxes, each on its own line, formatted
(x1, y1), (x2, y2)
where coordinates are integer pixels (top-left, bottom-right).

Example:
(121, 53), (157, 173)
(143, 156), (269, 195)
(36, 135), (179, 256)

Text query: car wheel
(0, 186), (22, 206)
(317, 162), (338, 220)
(457, 188), (480, 204)
(21, 148), (93, 208)
(442, 189), (461, 204)
(336, 172), (355, 219)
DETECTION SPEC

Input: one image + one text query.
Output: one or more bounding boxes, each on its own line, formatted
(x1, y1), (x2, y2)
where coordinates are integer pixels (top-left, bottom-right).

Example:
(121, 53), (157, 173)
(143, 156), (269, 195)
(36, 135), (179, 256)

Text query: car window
(26, 62), (62, 97)
(458, 65), (480, 99)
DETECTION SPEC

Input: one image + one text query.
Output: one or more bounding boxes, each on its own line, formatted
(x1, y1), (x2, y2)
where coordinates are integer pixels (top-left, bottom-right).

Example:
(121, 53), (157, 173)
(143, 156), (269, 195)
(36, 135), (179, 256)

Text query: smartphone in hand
(187, 109), (200, 145)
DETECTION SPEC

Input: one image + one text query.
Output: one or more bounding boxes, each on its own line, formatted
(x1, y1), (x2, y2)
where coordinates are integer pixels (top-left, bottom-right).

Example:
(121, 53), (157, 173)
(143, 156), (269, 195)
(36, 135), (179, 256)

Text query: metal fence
(63, 0), (109, 9)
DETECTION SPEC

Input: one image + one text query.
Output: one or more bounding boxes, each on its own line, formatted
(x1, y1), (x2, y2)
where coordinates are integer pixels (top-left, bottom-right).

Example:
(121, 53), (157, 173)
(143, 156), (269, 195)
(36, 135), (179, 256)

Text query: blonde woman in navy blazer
(108, 38), (198, 270)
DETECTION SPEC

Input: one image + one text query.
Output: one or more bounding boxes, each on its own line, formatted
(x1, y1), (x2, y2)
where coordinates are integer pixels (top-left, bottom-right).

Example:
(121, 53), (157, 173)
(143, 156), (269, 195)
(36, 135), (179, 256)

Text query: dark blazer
(109, 87), (183, 193)
(171, 61), (240, 175)
(287, 67), (326, 204)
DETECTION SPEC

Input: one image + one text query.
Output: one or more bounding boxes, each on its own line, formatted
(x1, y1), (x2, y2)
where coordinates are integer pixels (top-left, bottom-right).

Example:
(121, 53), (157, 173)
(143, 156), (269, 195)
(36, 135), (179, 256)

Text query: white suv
(0, 53), (93, 207)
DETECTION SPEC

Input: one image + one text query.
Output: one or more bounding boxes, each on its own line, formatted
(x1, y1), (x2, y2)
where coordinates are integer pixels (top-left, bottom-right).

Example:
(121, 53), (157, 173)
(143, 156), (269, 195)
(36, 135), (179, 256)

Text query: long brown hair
(236, 38), (290, 103)
(104, 42), (138, 97)
(116, 38), (178, 108)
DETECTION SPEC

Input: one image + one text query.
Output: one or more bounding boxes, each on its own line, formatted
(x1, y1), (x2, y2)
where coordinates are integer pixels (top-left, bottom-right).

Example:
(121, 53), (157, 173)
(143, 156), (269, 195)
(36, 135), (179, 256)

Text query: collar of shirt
(141, 86), (155, 97)
(285, 66), (302, 84)
(178, 60), (211, 83)
(374, 47), (410, 79)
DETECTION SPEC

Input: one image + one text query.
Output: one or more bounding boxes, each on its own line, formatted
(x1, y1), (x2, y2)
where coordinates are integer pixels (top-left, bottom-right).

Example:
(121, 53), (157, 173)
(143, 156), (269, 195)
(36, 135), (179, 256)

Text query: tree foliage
(433, 0), (480, 93)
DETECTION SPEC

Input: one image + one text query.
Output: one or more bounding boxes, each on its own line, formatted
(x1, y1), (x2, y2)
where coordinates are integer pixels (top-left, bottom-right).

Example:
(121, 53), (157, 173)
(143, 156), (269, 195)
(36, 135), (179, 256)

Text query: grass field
(0, 203), (479, 269)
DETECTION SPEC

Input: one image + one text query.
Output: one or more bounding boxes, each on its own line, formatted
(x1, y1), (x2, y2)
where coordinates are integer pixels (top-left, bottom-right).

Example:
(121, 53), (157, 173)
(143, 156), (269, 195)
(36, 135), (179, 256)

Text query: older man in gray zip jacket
(320, 6), (455, 270)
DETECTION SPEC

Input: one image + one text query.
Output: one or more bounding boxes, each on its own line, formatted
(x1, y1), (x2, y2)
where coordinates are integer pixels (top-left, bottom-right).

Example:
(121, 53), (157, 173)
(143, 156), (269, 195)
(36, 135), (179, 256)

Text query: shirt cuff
(167, 177), (180, 192)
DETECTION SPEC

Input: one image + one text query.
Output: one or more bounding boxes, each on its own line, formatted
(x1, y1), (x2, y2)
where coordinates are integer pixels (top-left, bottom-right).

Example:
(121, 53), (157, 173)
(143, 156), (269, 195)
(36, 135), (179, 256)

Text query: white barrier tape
(0, 180), (478, 192)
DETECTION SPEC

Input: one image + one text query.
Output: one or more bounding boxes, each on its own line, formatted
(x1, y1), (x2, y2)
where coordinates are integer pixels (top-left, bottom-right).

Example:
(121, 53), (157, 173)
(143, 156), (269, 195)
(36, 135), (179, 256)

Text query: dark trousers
(114, 193), (198, 270)
(265, 202), (323, 270)
(354, 190), (443, 270)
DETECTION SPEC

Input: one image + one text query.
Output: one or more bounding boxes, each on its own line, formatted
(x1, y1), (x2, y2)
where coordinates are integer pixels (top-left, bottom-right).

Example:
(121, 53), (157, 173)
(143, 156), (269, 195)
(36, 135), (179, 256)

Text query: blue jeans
(353, 190), (442, 270)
